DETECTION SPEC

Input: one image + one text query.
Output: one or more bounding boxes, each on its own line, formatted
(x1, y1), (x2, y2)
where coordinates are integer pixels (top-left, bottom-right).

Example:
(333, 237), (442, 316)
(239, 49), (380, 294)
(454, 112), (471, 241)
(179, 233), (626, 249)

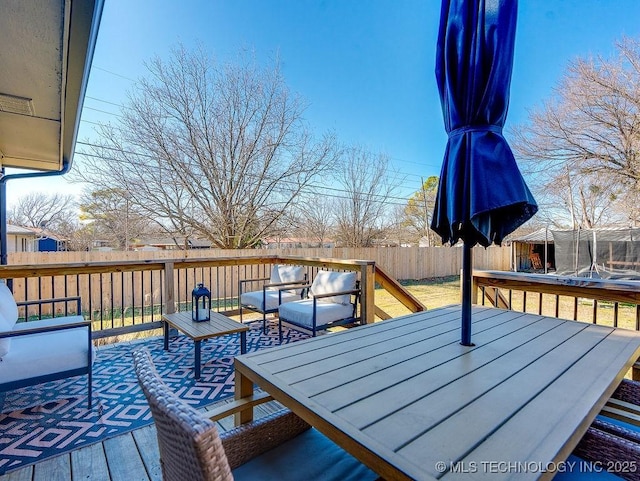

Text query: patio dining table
(233, 305), (640, 481)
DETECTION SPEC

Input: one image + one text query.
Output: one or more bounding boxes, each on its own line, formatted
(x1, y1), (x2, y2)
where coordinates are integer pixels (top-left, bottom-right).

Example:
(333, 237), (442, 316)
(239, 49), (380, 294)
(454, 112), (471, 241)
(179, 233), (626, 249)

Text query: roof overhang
(0, 0), (103, 172)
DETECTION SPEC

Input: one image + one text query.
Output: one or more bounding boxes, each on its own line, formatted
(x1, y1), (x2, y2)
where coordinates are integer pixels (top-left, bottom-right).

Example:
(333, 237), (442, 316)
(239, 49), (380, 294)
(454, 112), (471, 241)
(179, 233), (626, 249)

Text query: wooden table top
(234, 305), (640, 481)
(162, 310), (248, 341)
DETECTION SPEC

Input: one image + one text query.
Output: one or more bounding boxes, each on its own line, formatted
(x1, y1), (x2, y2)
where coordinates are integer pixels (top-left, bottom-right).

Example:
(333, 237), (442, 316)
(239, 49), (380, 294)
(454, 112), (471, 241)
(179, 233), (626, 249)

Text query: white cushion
(241, 290), (301, 313)
(0, 312), (11, 358)
(267, 265), (282, 289)
(0, 316), (93, 384)
(277, 265), (304, 283)
(0, 281), (18, 328)
(310, 271), (357, 305)
(279, 299), (354, 329)
(277, 265), (305, 294)
(267, 265), (305, 294)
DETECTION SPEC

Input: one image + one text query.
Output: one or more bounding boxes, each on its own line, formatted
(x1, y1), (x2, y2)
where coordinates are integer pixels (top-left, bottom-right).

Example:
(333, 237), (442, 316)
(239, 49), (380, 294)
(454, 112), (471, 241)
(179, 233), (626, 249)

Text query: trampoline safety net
(552, 228), (640, 279)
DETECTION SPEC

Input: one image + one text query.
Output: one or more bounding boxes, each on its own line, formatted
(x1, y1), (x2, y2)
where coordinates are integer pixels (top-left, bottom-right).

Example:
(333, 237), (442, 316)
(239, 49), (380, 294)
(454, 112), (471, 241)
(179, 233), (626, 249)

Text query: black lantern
(192, 283), (211, 322)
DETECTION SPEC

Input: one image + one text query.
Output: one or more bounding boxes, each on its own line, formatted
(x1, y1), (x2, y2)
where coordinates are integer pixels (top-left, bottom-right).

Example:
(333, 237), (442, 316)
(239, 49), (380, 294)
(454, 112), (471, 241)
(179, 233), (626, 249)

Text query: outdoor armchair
(238, 264), (306, 333)
(132, 347), (378, 481)
(0, 282), (94, 409)
(277, 270), (361, 342)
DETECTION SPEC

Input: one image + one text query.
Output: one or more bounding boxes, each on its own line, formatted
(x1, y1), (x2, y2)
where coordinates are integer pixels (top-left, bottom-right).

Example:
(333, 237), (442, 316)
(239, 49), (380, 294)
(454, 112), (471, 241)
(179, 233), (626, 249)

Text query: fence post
(164, 262), (175, 314)
(361, 262), (375, 324)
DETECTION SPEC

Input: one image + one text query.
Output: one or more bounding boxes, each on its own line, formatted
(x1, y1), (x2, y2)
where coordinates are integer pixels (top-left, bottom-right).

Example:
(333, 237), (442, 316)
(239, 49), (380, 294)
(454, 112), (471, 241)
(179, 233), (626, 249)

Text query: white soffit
(0, 0), (103, 172)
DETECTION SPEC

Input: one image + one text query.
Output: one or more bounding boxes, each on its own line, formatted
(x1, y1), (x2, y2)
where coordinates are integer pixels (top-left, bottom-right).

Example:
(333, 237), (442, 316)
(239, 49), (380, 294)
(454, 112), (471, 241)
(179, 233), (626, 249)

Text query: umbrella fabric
(431, 0), (537, 248)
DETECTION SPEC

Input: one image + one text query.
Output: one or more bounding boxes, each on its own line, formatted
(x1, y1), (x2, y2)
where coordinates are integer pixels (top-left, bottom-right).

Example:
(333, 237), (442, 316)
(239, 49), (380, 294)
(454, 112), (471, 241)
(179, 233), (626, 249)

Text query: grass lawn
(375, 276), (462, 319)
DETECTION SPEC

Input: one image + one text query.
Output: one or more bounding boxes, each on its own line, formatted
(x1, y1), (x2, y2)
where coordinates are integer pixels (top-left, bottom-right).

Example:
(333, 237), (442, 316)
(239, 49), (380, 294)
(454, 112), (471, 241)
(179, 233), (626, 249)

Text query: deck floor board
(0, 400), (285, 481)
(71, 442), (110, 481)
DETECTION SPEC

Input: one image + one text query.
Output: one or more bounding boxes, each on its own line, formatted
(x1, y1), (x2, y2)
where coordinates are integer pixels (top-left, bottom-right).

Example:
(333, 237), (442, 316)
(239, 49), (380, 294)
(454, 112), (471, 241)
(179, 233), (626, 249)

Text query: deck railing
(473, 270), (640, 331)
(0, 255), (420, 339)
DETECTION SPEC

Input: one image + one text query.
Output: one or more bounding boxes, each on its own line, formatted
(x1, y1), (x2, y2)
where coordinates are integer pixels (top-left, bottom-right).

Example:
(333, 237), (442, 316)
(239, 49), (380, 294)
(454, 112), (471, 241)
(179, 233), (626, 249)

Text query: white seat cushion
(279, 299), (354, 329)
(0, 316), (94, 384)
(310, 271), (357, 305)
(241, 290), (300, 313)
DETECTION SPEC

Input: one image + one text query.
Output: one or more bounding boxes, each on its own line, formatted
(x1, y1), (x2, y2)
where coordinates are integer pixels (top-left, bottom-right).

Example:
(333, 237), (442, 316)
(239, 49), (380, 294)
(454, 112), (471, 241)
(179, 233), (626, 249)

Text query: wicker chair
(564, 379), (640, 481)
(132, 347), (379, 481)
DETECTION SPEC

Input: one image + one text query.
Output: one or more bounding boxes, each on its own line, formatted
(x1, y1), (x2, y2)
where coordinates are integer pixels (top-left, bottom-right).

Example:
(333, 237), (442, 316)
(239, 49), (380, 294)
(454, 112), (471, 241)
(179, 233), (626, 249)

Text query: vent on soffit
(0, 93), (34, 116)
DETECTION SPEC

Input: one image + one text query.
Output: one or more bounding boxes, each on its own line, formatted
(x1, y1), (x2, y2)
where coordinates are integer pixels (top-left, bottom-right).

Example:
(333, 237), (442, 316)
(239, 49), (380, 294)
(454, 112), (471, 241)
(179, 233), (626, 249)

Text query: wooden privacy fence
(7, 245), (510, 280)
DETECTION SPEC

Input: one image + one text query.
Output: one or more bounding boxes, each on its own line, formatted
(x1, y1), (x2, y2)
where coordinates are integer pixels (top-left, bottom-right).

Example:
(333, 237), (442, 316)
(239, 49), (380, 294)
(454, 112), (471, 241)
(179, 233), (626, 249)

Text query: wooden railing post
(164, 262), (175, 314)
(461, 270), (481, 304)
(471, 271), (478, 305)
(361, 263), (375, 324)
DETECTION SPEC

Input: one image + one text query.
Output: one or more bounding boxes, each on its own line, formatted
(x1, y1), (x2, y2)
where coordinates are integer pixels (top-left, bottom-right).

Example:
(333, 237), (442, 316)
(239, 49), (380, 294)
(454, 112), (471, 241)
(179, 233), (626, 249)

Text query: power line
(74, 143), (418, 207)
(81, 72), (438, 187)
(76, 109), (430, 191)
(85, 95), (132, 109)
(92, 66), (136, 82)
(83, 106), (123, 118)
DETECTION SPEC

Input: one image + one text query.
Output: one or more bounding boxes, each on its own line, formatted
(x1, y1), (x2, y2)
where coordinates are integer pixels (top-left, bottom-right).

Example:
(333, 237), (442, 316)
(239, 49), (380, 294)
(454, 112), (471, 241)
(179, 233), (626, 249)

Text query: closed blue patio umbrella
(431, 0), (538, 345)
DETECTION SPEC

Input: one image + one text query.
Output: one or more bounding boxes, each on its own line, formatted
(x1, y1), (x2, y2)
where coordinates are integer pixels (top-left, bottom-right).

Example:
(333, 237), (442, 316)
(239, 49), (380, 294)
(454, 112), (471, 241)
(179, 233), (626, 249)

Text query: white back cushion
(269, 265), (282, 285)
(0, 311), (11, 358)
(277, 265), (305, 284)
(310, 271), (357, 305)
(267, 265), (305, 294)
(0, 281), (18, 328)
(278, 265), (305, 294)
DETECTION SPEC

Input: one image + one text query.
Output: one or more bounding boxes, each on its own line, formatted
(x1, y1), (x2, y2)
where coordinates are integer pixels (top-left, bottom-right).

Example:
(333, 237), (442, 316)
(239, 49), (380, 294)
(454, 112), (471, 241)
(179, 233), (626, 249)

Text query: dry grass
(375, 276), (462, 319)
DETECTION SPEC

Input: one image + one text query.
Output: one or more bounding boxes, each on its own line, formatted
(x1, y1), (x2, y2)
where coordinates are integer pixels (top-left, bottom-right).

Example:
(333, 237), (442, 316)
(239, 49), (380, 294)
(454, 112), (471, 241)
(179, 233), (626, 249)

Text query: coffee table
(162, 310), (249, 379)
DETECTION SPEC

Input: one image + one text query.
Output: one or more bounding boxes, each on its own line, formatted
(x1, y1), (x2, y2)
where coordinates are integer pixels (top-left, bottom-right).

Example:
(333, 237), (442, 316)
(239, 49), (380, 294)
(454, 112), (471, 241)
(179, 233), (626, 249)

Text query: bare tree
(8, 192), (77, 231)
(295, 195), (336, 247)
(333, 146), (402, 247)
(75, 45), (338, 248)
(511, 36), (640, 225)
(64, 222), (99, 252)
(79, 188), (149, 250)
(402, 176), (439, 246)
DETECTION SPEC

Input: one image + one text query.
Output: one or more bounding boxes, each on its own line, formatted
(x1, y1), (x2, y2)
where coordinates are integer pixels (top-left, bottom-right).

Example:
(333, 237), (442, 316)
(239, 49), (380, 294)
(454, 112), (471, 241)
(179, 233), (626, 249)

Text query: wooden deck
(0, 399), (286, 481)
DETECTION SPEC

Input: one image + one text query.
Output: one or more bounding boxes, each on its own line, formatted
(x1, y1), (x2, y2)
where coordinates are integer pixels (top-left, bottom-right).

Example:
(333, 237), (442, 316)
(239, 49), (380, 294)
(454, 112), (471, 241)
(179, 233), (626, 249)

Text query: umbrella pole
(461, 242), (474, 346)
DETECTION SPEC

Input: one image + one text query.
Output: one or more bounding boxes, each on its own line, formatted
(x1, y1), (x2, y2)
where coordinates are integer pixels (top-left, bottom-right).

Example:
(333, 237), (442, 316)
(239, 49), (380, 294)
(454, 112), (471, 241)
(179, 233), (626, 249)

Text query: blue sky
(8, 0), (640, 208)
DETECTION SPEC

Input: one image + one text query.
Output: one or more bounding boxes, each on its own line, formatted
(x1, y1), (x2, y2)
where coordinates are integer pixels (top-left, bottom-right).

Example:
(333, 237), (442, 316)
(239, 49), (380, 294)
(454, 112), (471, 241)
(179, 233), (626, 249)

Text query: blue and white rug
(0, 321), (308, 474)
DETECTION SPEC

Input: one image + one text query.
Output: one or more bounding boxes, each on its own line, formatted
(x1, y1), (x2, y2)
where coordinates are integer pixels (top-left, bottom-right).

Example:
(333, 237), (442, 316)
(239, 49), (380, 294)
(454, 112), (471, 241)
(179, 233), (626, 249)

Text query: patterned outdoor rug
(0, 321), (308, 474)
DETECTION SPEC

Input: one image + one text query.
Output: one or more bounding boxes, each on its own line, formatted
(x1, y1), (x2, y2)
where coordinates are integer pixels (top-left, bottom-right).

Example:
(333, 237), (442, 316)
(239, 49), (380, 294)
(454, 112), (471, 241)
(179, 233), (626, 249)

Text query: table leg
(240, 331), (247, 354)
(163, 321), (169, 350)
(234, 364), (254, 426)
(194, 340), (201, 379)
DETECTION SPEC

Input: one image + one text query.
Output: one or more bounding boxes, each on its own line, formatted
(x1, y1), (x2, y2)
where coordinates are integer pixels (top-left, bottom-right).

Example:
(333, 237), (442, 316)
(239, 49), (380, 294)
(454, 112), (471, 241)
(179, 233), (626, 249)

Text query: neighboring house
(5, 224), (37, 253)
(262, 237), (335, 249)
(24, 227), (68, 252)
(130, 237), (213, 251)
